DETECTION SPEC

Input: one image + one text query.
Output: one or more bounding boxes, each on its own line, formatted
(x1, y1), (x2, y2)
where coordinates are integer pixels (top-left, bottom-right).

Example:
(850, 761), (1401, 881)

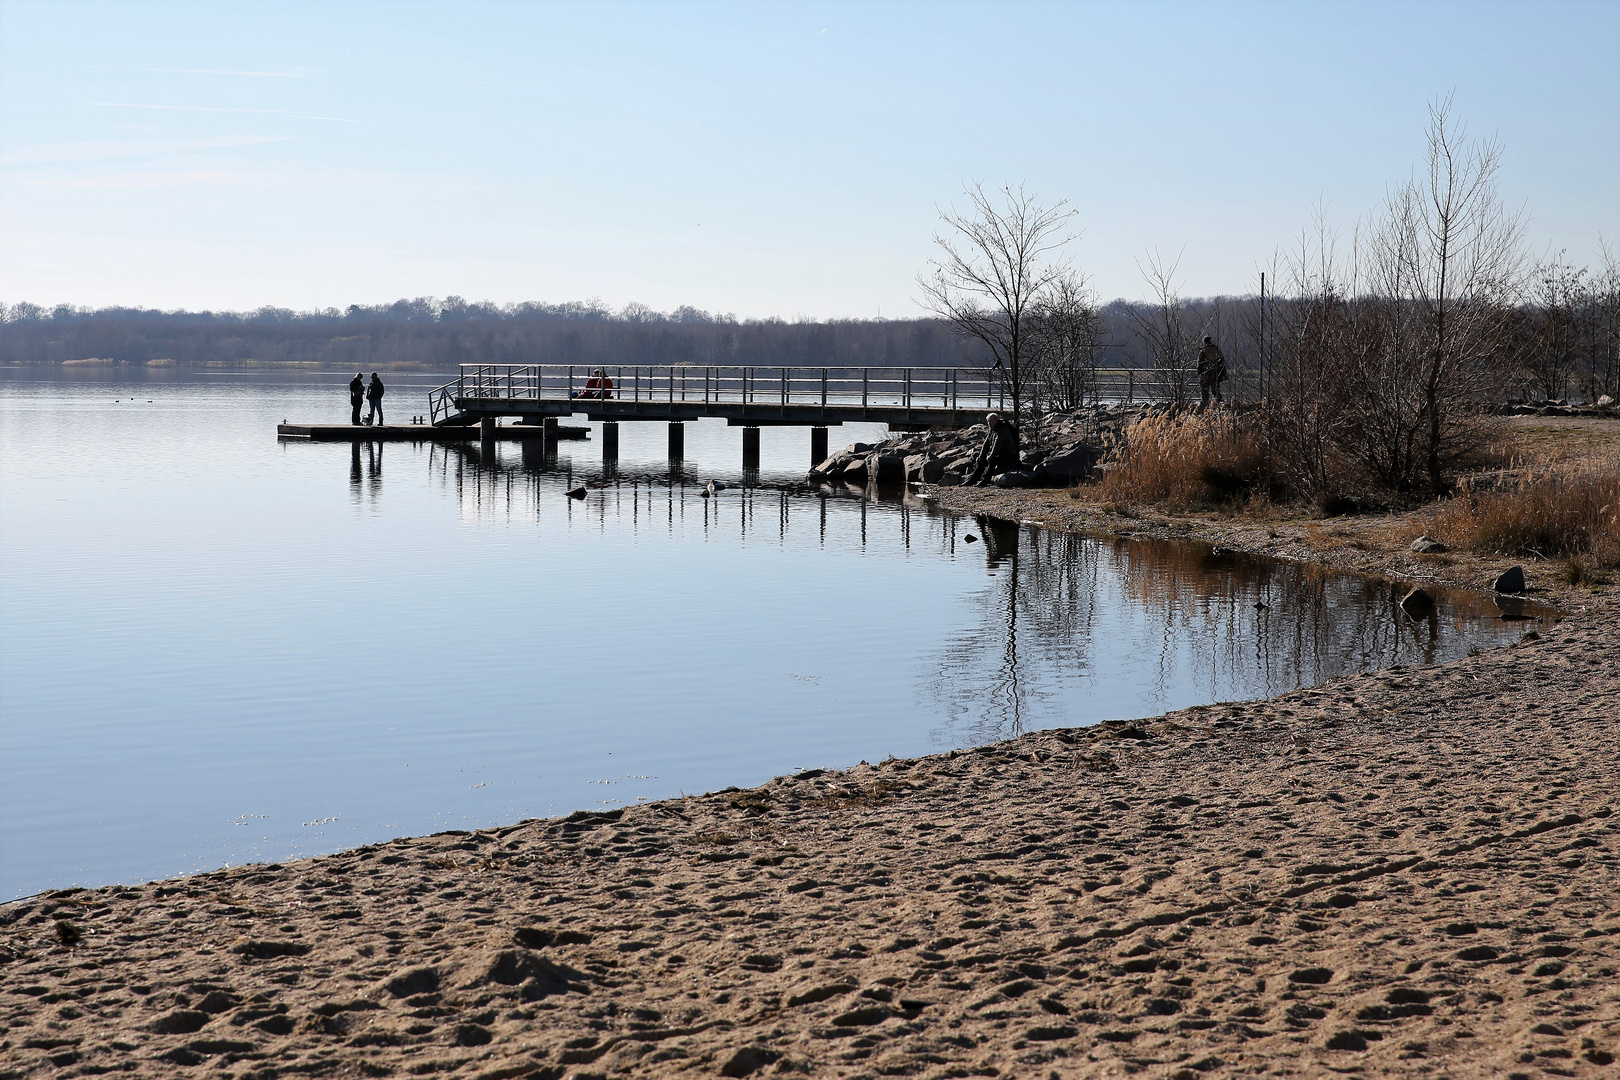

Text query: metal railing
(428, 363), (1194, 425)
(430, 364), (1008, 424)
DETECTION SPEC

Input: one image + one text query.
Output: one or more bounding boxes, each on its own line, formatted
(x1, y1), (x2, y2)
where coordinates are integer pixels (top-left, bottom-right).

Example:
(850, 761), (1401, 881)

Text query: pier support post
(602, 421), (620, 461)
(479, 417), (496, 460)
(668, 422), (684, 463)
(810, 426), (828, 466)
(742, 426), (761, 469)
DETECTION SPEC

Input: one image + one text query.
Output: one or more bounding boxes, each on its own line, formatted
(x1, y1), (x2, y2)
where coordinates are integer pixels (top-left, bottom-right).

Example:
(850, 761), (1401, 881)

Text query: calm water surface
(0, 369), (1537, 897)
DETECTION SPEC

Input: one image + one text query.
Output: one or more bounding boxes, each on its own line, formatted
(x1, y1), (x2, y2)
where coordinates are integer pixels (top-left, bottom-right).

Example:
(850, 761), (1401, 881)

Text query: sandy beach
(3, 497), (1616, 1079)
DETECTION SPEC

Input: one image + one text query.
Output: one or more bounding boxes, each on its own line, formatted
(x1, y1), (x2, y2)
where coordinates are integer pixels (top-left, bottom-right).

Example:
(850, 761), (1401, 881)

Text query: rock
(565, 486), (587, 499)
(841, 458), (868, 483)
(810, 452), (853, 478)
(991, 469), (1038, 488)
(1410, 536), (1448, 554)
(1492, 566), (1526, 593)
(938, 470), (964, 487)
(963, 534), (978, 543)
(904, 454), (945, 484)
(870, 452), (907, 485)
(1035, 443), (1101, 484)
(1598, 394), (1615, 407)
(845, 442), (872, 455)
(1399, 588), (1434, 616)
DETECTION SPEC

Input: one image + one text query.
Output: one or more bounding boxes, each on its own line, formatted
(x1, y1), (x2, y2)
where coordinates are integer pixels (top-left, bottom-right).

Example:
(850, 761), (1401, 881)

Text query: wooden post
(810, 426), (828, 466)
(742, 426), (760, 469)
(668, 421), (684, 462)
(603, 421), (619, 460)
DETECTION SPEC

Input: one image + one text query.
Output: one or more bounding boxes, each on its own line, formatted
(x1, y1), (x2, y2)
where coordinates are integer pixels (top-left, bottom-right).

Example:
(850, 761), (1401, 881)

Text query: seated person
(572, 368), (614, 399)
(965, 412), (1020, 486)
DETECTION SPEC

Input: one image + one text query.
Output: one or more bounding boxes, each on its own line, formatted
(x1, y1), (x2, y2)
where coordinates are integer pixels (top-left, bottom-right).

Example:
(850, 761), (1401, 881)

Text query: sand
(4, 492), (1617, 1079)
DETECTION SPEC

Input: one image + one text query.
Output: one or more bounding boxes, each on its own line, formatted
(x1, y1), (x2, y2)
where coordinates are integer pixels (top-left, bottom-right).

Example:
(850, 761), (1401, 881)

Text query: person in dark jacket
(349, 372), (365, 425)
(966, 412), (1021, 486)
(365, 372), (385, 426)
(1197, 336), (1227, 409)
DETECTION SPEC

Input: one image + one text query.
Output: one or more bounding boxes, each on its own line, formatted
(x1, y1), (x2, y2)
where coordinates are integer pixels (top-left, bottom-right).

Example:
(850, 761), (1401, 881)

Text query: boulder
(845, 442), (872, 455)
(869, 452), (907, 485)
(991, 469), (1039, 488)
(938, 471), (964, 487)
(1036, 443), (1102, 485)
(1409, 536), (1448, 554)
(841, 457), (869, 483)
(1492, 566), (1526, 593)
(904, 454), (946, 484)
(1399, 588), (1434, 617)
(1598, 394), (1615, 407)
(810, 452), (853, 478)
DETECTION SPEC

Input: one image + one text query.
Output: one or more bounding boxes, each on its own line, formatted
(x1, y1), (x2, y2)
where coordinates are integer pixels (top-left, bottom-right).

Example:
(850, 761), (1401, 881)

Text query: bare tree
(1361, 96), (1527, 493)
(1581, 240), (1620, 402)
(1128, 249), (1195, 404)
(918, 183), (1077, 423)
(1261, 213), (1358, 500)
(1027, 270), (1105, 412)
(1522, 254), (1586, 400)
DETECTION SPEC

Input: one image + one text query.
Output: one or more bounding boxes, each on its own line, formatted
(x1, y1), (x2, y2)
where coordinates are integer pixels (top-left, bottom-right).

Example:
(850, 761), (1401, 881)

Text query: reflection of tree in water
(924, 517), (1107, 746)
(926, 521), (1515, 748)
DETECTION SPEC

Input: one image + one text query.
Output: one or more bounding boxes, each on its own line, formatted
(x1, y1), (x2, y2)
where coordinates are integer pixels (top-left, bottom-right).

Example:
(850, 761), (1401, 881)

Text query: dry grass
(1431, 450), (1620, 567)
(1097, 411), (1263, 508)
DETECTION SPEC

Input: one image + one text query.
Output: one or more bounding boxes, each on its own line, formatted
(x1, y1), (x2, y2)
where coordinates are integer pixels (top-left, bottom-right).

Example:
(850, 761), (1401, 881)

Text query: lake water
(0, 368), (1538, 898)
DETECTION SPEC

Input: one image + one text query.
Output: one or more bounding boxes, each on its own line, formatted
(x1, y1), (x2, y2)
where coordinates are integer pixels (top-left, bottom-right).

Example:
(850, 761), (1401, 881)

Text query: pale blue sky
(2, 0), (1616, 317)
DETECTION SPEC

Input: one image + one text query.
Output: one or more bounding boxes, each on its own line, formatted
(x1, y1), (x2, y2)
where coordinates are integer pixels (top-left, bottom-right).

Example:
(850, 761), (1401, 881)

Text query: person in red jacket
(573, 369), (614, 400)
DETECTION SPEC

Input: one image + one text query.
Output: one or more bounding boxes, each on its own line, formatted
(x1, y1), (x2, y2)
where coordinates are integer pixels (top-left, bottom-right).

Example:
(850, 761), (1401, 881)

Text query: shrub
(1097, 411), (1264, 508)
(1431, 451), (1620, 567)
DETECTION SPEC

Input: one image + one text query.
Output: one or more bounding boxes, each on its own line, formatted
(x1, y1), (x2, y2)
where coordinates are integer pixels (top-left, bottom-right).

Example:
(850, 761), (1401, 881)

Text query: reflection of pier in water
(411, 441), (1540, 746)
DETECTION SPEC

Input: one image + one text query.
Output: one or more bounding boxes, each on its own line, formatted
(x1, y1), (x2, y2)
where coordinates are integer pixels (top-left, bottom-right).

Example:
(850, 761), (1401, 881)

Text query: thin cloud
(136, 68), (319, 79)
(3, 135), (291, 166)
(91, 103), (355, 123)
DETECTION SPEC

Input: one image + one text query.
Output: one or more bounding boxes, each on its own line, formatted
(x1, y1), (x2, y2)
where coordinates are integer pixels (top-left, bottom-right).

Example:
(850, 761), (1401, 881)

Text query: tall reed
(1097, 411), (1263, 507)
(1431, 450), (1620, 567)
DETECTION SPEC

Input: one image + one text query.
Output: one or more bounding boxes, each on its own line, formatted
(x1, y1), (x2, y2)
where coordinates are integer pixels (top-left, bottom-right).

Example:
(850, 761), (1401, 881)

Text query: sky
(1, 0), (1617, 319)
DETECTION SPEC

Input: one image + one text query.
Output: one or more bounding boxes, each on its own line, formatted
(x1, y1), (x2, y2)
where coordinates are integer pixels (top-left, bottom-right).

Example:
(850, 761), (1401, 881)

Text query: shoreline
(3, 505), (1616, 1079)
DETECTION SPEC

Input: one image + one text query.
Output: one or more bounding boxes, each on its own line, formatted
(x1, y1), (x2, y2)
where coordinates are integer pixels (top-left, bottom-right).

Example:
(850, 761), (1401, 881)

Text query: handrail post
(862, 369), (868, 409)
(821, 368), (827, 408)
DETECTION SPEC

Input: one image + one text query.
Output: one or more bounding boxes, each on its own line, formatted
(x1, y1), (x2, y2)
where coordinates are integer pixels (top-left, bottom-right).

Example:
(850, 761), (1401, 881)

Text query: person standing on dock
(366, 372), (386, 426)
(349, 372), (365, 426)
